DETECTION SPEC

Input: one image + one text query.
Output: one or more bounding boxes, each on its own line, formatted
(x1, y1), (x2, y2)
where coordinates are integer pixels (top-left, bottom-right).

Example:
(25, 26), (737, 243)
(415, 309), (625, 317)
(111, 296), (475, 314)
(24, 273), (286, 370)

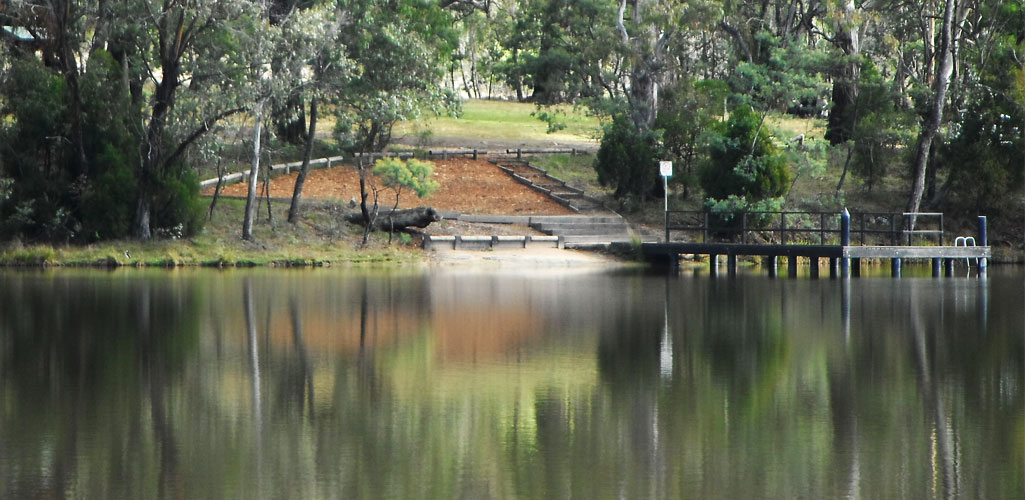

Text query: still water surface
(0, 267), (1022, 499)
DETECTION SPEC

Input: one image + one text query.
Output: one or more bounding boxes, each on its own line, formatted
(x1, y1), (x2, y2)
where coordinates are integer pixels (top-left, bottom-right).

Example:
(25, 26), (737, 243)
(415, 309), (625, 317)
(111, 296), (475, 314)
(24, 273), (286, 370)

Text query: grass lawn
(393, 99), (602, 146)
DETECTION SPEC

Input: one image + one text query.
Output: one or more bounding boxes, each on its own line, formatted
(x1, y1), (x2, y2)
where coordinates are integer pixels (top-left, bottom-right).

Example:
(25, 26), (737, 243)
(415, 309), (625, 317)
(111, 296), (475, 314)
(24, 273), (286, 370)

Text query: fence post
(841, 208), (851, 279)
(781, 212), (788, 244)
(472, 149), (478, 160)
(665, 210), (670, 243)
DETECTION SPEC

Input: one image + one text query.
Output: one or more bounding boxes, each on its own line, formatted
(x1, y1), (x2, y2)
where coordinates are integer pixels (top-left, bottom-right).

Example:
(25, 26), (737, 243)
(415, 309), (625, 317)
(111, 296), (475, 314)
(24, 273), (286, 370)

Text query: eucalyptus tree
(122, 0), (269, 239)
(325, 0), (458, 236)
(285, 2), (344, 224)
(931, 0), (1024, 212)
(905, 0), (960, 219)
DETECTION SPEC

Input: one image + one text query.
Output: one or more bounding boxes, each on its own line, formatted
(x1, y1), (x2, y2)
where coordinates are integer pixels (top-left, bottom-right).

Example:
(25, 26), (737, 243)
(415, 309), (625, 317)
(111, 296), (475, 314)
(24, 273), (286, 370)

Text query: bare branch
(162, 107), (245, 170)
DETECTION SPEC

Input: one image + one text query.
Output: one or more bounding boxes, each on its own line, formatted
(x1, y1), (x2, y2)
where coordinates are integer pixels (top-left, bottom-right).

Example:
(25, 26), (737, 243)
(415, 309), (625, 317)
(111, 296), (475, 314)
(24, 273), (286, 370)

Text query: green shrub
(700, 105), (790, 201)
(151, 166), (206, 239)
(594, 115), (662, 200)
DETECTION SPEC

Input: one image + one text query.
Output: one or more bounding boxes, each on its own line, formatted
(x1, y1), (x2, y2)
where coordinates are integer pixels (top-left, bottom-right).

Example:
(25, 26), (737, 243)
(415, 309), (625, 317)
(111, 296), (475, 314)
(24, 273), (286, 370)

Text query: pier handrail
(664, 210), (947, 246)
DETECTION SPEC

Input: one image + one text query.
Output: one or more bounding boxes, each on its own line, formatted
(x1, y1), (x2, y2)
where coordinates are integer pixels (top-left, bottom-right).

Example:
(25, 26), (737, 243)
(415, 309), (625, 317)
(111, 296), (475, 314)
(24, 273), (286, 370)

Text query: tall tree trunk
(512, 47), (524, 101)
(288, 97), (318, 223)
(906, 0), (956, 221)
(618, 0), (667, 131)
(133, 6), (187, 239)
(243, 100), (267, 240)
(825, 0), (860, 145)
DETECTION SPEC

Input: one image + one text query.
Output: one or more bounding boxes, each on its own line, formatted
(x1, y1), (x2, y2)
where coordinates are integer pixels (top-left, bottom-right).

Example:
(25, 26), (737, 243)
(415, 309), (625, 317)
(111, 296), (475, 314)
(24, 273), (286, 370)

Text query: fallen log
(344, 206), (442, 231)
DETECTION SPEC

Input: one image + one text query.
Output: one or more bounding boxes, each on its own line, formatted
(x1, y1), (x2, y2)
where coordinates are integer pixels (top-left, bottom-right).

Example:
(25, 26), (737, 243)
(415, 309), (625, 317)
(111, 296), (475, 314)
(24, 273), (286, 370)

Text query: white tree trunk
(906, 0), (956, 222)
(242, 99), (266, 240)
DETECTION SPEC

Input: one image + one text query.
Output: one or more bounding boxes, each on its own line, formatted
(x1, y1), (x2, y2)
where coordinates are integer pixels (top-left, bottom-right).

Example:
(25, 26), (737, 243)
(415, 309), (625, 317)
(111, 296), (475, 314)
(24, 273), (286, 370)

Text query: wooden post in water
(829, 257), (839, 278)
(727, 254), (737, 276)
(709, 254), (718, 276)
(978, 216), (988, 274)
(765, 256), (777, 277)
(787, 256), (798, 278)
(852, 258), (861, 277)
(944, 258), (954, 276)
(809, 257), (820, 279)
(891, 258), (902, 278)
(932, 258), (942, 277)
(840, 208), (851, 278)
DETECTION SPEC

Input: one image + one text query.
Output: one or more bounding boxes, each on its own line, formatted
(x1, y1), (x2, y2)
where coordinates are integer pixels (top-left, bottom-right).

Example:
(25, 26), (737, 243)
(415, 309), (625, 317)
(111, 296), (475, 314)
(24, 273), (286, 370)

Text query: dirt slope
(207, 157), (574, 215)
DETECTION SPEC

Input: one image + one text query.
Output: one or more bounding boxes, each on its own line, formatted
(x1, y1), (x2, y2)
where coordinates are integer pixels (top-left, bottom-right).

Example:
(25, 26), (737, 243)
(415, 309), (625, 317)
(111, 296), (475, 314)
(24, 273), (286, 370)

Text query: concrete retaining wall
(424, 235), (563, 251)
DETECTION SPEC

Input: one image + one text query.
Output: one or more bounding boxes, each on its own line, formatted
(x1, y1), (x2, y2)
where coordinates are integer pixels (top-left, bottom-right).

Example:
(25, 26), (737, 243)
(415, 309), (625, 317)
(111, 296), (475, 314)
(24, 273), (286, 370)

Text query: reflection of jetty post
(842, 275), (851, 343)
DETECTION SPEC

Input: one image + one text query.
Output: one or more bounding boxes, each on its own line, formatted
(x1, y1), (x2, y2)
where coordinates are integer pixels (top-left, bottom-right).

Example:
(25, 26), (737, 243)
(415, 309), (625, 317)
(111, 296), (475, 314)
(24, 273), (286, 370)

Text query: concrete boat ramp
(425, 214), (654, 251)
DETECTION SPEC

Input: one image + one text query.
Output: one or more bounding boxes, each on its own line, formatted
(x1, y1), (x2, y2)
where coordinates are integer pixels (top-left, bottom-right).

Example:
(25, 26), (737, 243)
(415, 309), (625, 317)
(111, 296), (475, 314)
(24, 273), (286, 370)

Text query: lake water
(0, 266), (1021, 499)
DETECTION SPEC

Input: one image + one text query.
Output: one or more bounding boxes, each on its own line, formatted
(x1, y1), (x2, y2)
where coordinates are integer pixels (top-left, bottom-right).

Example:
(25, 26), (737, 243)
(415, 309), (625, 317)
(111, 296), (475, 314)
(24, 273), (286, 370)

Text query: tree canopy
(1, 0), (1023, 243)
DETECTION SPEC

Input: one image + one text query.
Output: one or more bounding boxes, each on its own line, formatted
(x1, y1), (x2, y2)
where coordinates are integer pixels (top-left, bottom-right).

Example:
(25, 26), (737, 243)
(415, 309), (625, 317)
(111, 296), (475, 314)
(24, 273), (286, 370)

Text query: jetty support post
(709, 254), (718, 277)
(932, 258), (942, 277)
(651, 252), (679, 273)
(809, 257), (820, 279)
(787, 256), (798, 278)
(891, 258), (902, 278)
(840, 208), (851, 278)
(764, 256), (777, 277)
(727, 253), (737, 276)
(978, 216), (988, 273)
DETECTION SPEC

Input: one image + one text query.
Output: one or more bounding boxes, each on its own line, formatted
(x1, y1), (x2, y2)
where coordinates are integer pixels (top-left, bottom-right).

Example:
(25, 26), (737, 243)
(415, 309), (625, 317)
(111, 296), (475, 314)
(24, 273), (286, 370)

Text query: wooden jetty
(643, 210), (991, 278)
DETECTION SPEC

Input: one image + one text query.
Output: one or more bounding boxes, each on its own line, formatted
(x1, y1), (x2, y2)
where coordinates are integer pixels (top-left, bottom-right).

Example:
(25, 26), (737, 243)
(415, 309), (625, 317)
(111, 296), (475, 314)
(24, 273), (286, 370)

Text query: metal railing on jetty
(664, 210), (945, 246)
(646, 210), (990, 278)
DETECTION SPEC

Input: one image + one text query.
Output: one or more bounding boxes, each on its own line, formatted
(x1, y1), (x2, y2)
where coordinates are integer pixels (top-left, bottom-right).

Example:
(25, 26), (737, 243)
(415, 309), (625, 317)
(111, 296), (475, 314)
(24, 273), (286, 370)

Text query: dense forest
(1, 0), (1023, 243)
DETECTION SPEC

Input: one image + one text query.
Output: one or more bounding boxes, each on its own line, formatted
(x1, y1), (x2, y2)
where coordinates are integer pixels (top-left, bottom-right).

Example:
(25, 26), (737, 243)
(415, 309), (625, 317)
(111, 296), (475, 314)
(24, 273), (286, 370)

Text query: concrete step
(534, 222), (631, 234)
(528, 215), (624, 225)
(562, 234), (642, 244)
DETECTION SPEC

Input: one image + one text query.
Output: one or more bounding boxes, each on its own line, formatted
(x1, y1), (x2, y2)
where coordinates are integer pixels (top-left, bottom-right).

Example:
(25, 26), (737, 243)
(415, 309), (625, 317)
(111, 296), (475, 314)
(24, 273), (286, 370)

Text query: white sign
(659, 161), (672, 177)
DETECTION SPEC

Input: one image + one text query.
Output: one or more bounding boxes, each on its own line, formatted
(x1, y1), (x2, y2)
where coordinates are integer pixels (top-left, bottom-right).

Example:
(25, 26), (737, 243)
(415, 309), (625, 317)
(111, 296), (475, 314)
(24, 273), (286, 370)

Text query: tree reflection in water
(0, 269), (1020, 499)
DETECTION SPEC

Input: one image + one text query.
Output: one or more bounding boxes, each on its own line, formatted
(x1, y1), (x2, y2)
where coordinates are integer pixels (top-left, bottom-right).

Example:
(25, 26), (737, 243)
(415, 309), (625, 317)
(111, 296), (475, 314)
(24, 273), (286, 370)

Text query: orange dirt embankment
(205, 158), (574, 215)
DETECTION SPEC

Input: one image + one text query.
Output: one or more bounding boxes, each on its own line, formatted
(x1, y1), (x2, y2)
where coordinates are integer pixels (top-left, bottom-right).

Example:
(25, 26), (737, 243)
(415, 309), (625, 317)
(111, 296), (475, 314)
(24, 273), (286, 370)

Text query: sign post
(660, 161), (672, 242)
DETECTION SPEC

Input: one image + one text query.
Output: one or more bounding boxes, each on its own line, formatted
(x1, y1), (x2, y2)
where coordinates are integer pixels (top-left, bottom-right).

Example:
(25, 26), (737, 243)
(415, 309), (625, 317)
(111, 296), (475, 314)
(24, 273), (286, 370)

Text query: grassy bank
(0, 198), (423, 268)
(392, 99), (601, 146)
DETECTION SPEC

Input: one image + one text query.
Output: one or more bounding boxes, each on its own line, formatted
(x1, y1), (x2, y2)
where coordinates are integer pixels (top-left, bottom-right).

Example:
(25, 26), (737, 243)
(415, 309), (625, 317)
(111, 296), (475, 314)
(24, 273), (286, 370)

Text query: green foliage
(728, 35), (830, 113)
(331, 0), (459, 154)
(594, 114), (663, 200)
(656, 79), (728, 198)
(151, 167), (206, 239)
(80, 145), (137, 240)
(373, 158), (440, 199)
(704, 195), (785, 234)
(848, 62), (916, 191)
(0, 57), (74, 241)
(938, 91), (1024, 214)
(78, 50), (143, 240)
(531, 107), (567, 133)
(700, 106), (791, 202)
